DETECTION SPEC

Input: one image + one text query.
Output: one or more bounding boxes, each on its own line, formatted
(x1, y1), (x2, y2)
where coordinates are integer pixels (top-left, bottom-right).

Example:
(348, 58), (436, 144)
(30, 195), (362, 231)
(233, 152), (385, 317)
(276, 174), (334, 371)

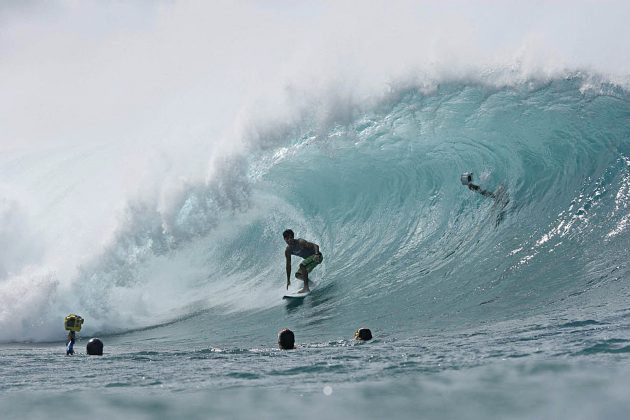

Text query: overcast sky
(1, 1), (629, 150)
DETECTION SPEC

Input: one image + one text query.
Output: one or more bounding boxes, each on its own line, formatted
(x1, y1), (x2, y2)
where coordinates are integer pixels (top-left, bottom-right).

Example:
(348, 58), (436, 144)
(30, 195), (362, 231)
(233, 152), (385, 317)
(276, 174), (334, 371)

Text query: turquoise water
(1, 77), (629, 418)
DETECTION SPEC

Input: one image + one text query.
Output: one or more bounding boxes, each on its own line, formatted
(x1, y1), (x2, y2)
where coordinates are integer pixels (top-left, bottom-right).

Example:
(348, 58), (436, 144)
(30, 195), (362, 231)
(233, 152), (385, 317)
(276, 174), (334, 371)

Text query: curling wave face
(1, 77), (629, 343)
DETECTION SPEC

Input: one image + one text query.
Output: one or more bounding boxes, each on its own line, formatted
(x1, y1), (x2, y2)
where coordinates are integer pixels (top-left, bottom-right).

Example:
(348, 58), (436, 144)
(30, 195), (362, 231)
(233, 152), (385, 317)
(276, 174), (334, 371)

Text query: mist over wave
(1, 1), (629, 342)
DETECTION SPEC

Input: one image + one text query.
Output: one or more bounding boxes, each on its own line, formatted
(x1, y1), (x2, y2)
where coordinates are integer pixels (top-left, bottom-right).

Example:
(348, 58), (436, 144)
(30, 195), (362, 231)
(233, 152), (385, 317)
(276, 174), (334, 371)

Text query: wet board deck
(282, 280), (317, 299)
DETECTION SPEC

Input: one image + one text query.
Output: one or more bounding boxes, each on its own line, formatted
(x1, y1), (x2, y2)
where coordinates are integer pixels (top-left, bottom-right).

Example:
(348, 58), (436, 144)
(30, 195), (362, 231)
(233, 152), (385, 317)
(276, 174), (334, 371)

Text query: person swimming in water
(461, 172), (495, 198)
(283, 229), (323, 293)
(461, 172), (510, 226)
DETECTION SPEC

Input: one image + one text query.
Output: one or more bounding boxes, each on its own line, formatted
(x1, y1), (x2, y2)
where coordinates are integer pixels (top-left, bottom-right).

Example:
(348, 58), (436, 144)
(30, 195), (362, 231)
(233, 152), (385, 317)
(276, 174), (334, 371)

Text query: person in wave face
(467, 182), (495, 198)
(461, 172), (495, 198)
(283, 229), (323, 293)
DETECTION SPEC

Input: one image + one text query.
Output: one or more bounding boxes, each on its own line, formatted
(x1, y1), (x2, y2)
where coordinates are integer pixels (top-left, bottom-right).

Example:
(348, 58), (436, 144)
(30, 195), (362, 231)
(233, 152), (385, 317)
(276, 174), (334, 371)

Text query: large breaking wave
(1, 76), (628, 342)
(2, 1), (630, 343)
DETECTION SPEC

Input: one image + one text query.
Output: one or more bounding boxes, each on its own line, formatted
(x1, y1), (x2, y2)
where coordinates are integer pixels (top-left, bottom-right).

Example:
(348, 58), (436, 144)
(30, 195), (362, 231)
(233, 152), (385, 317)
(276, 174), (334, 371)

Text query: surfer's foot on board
(298, 278), (310, 293)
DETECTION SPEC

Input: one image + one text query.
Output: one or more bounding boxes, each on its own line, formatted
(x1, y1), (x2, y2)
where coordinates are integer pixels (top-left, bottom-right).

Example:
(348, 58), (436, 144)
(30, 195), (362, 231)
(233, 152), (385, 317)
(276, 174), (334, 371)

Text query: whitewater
(1, 1), (630, 419)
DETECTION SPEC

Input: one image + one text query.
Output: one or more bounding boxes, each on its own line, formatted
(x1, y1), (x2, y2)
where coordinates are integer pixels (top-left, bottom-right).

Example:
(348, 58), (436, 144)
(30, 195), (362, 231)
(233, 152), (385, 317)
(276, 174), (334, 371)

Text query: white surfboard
(283, 280), (317, 299)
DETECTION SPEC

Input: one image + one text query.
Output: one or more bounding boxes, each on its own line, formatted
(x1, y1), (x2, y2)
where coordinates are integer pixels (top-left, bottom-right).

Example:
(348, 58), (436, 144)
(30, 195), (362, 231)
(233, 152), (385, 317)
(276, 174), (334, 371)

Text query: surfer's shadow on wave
(284, 282), (337, 314)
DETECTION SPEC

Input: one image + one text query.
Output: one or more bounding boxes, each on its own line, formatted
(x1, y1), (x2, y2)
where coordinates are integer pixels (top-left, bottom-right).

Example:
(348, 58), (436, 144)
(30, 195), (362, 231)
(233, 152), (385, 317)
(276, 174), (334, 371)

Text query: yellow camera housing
(64, 314), (84, 332)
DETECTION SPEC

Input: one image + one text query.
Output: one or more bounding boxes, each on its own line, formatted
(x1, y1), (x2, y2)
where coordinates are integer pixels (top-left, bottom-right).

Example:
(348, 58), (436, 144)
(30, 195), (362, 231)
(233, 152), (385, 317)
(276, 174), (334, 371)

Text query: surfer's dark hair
(282, 229), (294, 239)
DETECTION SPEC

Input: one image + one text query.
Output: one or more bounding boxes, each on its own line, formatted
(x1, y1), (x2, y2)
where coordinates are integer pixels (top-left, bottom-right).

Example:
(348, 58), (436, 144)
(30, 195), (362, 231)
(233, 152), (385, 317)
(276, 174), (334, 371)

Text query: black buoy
(354, 328), (373, 341)
(86, 338), (104, 356)
(278, 328), (295, 350)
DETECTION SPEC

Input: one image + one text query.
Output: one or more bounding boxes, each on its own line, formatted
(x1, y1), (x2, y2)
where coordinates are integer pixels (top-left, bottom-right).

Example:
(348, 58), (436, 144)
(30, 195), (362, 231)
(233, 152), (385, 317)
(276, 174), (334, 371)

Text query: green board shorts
(298, 253), (323, 274)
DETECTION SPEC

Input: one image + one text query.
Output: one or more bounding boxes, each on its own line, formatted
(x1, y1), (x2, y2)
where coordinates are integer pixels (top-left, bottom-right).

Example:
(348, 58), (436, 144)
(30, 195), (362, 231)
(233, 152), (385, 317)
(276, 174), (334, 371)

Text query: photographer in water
(460, 172), (495, 198)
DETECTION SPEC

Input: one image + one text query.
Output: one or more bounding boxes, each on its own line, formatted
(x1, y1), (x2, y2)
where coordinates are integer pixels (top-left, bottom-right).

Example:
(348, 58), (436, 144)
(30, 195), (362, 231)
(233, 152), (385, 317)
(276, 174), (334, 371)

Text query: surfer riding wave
(283, 229), (323, 293)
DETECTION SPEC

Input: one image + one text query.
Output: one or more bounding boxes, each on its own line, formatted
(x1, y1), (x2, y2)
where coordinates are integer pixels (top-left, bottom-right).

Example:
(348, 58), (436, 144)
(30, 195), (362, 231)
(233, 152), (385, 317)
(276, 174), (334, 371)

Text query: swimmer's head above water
(278, 328), (295, 350)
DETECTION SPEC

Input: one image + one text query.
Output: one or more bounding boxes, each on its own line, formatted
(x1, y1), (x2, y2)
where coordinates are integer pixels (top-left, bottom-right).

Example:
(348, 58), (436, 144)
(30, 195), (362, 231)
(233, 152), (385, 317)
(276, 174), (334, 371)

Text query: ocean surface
(2, 3), (630, 420)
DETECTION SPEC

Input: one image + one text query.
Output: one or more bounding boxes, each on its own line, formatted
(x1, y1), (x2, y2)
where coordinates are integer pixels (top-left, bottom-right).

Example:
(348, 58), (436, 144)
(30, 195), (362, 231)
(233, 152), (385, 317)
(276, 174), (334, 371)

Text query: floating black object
(86, 338), (104, 356)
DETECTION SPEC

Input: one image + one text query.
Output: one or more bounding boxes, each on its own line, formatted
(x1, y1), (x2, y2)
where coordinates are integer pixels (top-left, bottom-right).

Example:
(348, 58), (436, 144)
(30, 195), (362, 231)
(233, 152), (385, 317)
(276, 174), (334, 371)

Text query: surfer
(460, 172), (495, 198)
(283, 229), (323, 293)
